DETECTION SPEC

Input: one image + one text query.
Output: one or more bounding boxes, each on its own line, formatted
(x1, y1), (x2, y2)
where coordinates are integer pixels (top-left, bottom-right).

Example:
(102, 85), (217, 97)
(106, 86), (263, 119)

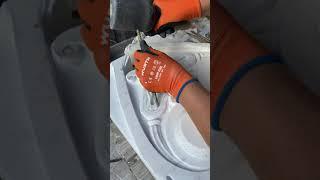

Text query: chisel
(136, 30), (159, 107)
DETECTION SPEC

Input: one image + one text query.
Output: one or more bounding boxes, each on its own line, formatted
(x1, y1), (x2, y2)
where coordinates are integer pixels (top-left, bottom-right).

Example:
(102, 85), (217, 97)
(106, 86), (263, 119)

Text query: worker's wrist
(212, 55), (283, 131)
(199, 0), (209, 16)
(212, 3), (276, 130)
(176, 79), (198, 103)
(172, 71), (197, 103)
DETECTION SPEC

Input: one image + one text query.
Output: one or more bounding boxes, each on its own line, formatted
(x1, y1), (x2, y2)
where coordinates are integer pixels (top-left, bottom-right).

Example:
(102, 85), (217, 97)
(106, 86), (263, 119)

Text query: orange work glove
(134, 48), (197, 102)
(152, 0), (202, 36)
(78, 0), (109, 79)
(212, 3), (281, 130)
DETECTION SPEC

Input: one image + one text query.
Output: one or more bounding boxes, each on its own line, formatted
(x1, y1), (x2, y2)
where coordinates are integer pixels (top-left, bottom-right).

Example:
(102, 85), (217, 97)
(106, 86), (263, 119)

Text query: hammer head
(110, 0), (159, 32)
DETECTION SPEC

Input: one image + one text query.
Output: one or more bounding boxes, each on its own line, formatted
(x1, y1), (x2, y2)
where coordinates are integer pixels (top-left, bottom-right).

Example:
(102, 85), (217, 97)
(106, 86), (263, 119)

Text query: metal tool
(136, 30), (157, 55)
(186, 31), (210, 43)
(136, 30), (159, 107)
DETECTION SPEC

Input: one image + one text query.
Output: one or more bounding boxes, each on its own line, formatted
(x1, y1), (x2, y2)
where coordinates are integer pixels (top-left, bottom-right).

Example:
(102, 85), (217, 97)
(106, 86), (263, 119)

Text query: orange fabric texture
(212, 3), (268, 112)
(134, 48), (192, 97)
(78, 0), (109, 79)
(153, 0), (202, 30)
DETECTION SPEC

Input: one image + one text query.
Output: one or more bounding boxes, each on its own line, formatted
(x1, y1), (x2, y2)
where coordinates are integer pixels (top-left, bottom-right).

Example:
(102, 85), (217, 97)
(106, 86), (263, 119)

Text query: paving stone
(110, 121), (154, 180)
(110, 160), (136, 180)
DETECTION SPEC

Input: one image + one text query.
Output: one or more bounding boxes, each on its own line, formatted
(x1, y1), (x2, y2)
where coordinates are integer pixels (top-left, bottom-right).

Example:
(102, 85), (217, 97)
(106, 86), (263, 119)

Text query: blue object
(176, 79), (198, 103)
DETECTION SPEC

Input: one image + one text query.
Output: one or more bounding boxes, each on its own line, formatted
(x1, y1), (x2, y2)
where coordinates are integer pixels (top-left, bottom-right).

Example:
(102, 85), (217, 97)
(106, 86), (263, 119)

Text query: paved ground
(110, 121), (154, 180)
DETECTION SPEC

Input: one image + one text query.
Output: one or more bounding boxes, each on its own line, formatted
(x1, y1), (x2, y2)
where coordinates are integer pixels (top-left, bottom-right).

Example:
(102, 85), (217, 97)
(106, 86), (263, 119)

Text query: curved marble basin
(110, 34), (210, 179)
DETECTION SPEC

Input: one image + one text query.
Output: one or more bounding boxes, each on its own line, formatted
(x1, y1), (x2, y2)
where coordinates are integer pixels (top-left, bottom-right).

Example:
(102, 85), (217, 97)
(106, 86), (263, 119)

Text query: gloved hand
(150, 0), (202, 37)
(134, 48), (195, 101)
(212, 3), (280, 130)
(78, 0), (109, 79)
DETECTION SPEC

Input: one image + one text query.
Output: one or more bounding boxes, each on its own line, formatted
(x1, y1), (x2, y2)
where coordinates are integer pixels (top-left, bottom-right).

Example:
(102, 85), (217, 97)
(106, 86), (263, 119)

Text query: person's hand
(150, 0), (202, 37)
(134, 48), (194, 99)
(78, 0), (109, 79)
